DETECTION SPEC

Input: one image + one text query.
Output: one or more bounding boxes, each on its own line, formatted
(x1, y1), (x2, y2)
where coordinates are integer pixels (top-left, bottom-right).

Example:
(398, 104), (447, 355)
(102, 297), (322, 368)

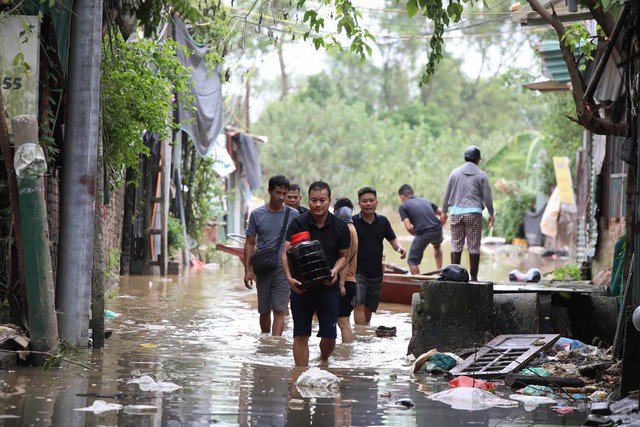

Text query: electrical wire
(228, 10), (548, 43)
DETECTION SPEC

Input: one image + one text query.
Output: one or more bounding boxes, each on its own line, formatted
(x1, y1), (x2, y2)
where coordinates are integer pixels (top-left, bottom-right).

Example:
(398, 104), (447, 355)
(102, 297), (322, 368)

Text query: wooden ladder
(143, 138), (171, 276)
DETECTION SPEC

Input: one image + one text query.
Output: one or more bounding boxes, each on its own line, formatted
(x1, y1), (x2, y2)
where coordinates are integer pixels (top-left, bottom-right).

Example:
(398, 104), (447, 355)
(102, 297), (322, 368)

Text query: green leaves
(297, 0), (375, 61)
(296, 0), (490, 84)
(407, 0), (419, 18)
(446, 3), (464, 21)
(101, 36), (194, 186)
(599, 0), (624, 12)
(552, 263), (582, 280)
(561, 23), (598, 68)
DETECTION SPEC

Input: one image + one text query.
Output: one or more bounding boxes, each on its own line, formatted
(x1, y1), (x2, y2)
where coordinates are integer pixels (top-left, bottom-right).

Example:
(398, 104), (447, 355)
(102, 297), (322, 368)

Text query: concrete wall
(410, 281), (619, 356)
(409, 281), (493, 356)
(46, 174), (125, 283)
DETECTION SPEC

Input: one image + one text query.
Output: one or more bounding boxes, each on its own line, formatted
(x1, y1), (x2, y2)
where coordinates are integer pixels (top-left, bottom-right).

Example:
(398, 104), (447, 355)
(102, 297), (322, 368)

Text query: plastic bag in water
(295, 369), (340, 398)
(74, 400), (123, 414)
(428, 387), (518, 411)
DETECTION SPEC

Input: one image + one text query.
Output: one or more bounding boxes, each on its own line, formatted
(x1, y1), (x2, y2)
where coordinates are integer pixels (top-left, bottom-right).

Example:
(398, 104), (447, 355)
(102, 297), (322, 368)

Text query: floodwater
(0, 253), (587, 426)
(384, 239), (572, 281)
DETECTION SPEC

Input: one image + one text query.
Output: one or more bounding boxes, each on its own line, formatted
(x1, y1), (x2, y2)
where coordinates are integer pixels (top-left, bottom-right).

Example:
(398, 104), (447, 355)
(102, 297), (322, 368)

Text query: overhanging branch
(526, 0), (628, 136)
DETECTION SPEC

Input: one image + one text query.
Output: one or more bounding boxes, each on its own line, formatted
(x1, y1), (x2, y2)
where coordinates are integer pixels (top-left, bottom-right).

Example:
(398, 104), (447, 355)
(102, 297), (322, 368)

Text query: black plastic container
(287, 239), (331, 290)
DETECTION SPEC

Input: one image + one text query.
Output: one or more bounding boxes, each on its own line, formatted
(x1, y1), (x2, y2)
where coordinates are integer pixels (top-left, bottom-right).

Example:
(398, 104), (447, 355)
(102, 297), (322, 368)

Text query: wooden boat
(215, 240), (434, 305)
(215, 243), (245, 265)
(381, 272), (438, 305)
(215, 234), (246, 264)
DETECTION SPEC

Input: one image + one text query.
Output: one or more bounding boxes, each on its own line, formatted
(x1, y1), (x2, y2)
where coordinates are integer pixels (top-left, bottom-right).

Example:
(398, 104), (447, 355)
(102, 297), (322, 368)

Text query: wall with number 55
(0, 15), (39, 133)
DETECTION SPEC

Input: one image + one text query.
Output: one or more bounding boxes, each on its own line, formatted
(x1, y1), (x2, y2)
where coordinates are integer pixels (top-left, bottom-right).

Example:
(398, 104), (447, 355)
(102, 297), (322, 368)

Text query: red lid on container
(291, 231), (310, 246)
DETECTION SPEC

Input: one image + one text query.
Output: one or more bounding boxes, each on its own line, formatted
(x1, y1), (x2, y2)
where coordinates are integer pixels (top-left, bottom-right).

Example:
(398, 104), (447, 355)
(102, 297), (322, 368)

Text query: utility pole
(56, 0), (103, 346)
(12, 115), (58, 365)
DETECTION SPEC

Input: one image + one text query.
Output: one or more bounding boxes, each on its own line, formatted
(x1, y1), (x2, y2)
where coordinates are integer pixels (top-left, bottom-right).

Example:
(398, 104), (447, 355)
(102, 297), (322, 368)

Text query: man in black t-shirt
(282, 181), (350, 366)
(352, 187), (406, 325)
(285, 184), (309, 214)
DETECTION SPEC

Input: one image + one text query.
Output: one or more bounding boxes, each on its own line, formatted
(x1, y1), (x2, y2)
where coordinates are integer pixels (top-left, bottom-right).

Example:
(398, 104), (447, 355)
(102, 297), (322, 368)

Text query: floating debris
(428, 387), (518, 411)
(295, 369), (340, 398)
(127, 375), (181, 392)
(74, 400), (123, 414)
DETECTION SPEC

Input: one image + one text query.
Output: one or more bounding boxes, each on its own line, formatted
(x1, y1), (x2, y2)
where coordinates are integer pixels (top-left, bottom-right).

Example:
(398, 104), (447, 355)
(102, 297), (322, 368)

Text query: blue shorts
(408, 229), (444, 266)
(355, 274), (382, 313)
(339, 281), (356, 317)
(290, 287), (339, 339)
(256, 265), (290, 313)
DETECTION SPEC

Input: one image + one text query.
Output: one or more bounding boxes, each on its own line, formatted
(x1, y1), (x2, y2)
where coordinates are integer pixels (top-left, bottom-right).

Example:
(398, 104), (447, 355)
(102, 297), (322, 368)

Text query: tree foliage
(101, 35), (194, 185)
(253, 59), (547, 212)
(288, 0), (629, 137)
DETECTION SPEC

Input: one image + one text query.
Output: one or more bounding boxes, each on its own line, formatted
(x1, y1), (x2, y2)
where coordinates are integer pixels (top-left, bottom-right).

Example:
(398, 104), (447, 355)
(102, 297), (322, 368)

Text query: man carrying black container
(282, 181), (351, 366)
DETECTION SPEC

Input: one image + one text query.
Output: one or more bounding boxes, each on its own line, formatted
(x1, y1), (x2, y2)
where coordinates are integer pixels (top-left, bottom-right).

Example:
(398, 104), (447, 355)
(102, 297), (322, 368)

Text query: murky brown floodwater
(0, 252), (587, 426)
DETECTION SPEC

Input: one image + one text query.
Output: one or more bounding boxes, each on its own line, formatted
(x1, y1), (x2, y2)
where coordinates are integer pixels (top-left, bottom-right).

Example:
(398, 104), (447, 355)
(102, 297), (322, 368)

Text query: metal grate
(449, 334), (560, 378)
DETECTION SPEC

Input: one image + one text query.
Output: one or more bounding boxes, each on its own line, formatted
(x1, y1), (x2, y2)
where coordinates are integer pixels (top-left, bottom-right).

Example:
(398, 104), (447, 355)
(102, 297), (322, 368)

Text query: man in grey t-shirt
(442, 146), (495, 281)
(244, 175), (299, 335)
(398, 184), (445, 274)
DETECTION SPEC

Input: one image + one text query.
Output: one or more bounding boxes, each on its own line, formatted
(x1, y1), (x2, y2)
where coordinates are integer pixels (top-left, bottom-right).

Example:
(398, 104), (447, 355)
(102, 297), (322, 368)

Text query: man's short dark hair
(308, 181), (331, 197)
(334, 197), (354, 210)
(357, 186), (376, 199)
(289, 183), (301, 192)
(398, 184), (414, 197)
(268, 175), (290, 191)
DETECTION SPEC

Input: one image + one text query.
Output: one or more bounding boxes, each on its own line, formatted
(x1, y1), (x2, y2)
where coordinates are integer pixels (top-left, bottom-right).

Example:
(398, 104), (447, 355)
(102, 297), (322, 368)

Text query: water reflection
(0, 262), (588, 426)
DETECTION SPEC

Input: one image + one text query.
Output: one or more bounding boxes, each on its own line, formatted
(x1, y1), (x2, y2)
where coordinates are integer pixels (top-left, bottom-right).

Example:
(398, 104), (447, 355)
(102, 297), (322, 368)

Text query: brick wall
(45, 171), (59, 279)
(104, 183), (125, 259)
(46, 174), (126, 280)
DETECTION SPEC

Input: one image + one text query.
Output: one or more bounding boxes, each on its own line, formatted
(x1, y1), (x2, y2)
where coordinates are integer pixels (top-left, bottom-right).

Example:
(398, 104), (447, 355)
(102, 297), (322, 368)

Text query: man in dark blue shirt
(398, 184), (445, 274)
(352, 187), (406, 325)
(282, 181), (350, 366)
(285, 183), (309, 214)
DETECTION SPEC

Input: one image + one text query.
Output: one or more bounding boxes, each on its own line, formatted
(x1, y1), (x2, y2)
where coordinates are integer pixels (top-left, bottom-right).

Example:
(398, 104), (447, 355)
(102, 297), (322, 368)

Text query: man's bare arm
(402, 218), (414, 235)
(329, 248), (349, 286)
(243, 235), (256, 289)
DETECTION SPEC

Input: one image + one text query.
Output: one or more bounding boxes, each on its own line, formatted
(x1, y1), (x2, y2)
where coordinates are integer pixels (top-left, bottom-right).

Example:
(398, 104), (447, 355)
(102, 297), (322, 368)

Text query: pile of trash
(411, 335), (637, 423)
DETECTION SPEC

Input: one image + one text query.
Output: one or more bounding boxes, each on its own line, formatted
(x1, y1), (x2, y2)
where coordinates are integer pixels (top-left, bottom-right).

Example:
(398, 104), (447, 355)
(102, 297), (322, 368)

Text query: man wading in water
(244, 175), (299, 335)
(282, 181), (350, 366)
(352, 187), (406, 325)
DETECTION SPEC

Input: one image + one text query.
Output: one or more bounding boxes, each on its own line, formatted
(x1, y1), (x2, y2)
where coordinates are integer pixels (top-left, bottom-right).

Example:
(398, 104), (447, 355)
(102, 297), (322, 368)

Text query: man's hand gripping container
(287, 232), (332, 290)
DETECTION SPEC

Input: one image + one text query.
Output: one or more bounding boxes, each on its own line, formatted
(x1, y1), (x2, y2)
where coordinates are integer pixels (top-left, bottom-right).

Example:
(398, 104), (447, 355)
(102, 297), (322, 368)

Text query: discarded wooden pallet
(449, 334), (560, 378)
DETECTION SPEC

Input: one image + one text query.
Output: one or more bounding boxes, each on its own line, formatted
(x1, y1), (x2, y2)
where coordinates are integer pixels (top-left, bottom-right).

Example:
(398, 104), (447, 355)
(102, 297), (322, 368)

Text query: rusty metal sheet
(449, 334), (560, 378)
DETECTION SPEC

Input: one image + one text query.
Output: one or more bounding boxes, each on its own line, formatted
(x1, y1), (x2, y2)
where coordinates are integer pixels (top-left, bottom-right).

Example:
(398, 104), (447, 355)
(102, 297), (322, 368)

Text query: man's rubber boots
(470, 253), (480, 281)
(451, 252), (462, 265)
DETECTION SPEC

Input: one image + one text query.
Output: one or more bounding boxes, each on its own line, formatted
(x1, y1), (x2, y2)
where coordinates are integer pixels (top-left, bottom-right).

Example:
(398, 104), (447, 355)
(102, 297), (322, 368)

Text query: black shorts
(339, 281), (356, 317)
(290, 287), (340, 339)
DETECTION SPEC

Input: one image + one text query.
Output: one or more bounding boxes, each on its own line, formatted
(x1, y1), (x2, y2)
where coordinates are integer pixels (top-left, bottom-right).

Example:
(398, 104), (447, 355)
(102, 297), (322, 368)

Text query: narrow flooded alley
(0, 261), (590, 426)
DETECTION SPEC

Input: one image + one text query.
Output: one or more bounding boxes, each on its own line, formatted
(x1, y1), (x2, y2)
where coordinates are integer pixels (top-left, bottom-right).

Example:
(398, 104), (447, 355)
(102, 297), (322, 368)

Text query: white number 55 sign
(0, 15), (40, 133)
